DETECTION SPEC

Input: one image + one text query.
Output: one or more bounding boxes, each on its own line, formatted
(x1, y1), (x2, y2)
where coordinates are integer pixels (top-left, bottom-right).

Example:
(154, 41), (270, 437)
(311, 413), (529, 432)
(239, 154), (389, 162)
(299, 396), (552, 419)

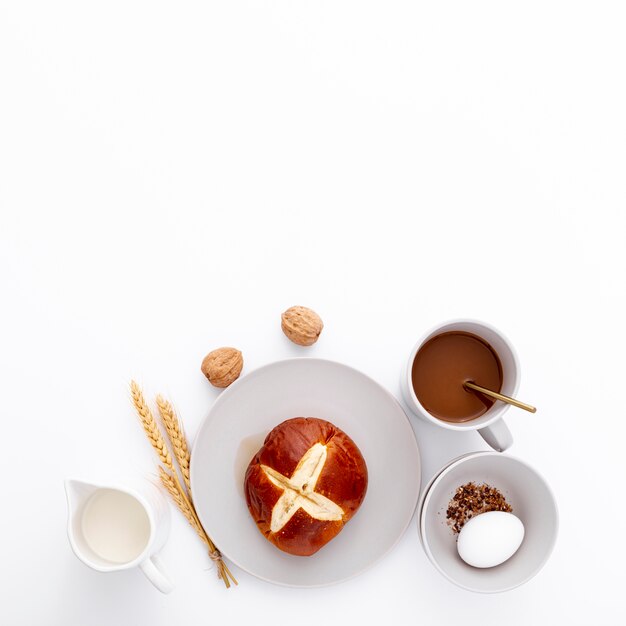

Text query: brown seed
(446, 481), (512, 534)
(201, 347), (243, 388)
(281, 306), (324, 346)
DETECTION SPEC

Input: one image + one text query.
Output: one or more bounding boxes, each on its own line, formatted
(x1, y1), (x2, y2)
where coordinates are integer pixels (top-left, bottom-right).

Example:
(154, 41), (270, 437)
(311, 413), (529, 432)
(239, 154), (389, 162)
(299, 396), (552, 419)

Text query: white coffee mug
(64, 477), (174, 593)
(401, 319), (519, 452)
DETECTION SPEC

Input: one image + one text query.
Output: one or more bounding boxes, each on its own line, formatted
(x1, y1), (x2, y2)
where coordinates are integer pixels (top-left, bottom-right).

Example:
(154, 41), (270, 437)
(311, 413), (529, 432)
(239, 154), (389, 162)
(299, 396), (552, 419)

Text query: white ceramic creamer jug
(64, 478), (173, 593)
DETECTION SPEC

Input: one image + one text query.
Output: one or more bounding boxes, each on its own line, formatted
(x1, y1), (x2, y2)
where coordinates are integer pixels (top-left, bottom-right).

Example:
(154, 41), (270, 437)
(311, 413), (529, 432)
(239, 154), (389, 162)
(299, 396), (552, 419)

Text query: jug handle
(140, 554), (174, 593)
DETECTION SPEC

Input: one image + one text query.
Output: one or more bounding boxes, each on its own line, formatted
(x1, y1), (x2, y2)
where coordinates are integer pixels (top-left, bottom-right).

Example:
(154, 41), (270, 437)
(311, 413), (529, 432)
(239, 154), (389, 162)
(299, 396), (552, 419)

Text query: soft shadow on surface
(58, 555), (165, 625)
(389, 379), (492, 494)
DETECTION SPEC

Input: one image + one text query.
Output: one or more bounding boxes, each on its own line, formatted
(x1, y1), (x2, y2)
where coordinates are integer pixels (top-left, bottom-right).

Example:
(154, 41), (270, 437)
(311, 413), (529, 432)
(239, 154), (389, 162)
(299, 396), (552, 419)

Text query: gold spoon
(463, 381), (537, 413)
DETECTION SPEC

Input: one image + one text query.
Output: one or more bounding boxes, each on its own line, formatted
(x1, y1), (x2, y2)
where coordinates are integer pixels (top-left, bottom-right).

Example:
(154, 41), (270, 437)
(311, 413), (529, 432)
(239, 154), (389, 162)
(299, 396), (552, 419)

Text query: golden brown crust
(244, 417), (368, 556)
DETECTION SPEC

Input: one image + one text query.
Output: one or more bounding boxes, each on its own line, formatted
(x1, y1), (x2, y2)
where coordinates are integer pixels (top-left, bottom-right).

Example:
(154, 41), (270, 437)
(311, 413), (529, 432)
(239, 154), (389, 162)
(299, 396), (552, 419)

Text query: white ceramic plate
(190, 358), (421, 587)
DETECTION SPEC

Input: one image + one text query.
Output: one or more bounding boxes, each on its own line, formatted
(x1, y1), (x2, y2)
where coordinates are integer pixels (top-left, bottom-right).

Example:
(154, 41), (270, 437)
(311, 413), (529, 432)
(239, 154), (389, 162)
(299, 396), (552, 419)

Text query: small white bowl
(418, 451), (558, 593)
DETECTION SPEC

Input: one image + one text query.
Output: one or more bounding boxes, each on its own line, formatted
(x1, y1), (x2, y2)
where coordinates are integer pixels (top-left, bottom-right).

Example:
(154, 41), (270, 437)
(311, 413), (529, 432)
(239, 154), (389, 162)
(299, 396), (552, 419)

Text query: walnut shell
(281, 306), (324, 346)
(201, 347), (243, 388)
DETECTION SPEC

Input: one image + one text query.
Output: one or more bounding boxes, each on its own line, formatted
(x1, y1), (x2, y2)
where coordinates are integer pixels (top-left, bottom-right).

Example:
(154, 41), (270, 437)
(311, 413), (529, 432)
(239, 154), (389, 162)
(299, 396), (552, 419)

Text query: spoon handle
(464, 381), (537, 413)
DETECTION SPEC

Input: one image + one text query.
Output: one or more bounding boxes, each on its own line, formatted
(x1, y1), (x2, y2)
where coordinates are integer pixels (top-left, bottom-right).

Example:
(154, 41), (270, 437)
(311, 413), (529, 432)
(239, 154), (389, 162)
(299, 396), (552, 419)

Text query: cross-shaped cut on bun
(244, 417), (368, 556)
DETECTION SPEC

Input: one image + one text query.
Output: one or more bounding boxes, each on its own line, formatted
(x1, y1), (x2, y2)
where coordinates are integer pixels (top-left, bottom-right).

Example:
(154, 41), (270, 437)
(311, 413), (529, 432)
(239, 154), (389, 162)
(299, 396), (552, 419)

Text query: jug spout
(64, 478), (99, 519)
(64, 478), (103, 568)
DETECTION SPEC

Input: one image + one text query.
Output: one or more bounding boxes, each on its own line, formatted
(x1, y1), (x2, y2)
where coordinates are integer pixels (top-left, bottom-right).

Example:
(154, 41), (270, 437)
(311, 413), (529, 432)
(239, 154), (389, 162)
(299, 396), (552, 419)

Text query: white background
(1, 1), (625, 624)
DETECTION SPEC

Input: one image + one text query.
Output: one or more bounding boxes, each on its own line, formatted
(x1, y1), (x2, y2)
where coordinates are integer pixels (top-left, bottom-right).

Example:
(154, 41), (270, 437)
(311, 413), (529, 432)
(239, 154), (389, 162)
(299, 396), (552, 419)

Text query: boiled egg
(457, 511), (524, 568)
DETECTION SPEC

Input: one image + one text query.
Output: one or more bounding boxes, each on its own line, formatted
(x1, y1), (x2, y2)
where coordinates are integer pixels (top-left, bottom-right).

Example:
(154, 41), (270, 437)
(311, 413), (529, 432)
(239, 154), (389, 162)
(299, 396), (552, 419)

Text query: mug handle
(478, 419), (513, 452)
(140, 554), (174, 594)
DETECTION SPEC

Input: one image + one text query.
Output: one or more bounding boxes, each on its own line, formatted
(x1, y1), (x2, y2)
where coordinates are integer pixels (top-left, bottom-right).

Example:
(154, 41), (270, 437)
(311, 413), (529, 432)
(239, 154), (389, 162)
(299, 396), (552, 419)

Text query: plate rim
(190, 357), (422, 588)
(416, 451), (480, 546)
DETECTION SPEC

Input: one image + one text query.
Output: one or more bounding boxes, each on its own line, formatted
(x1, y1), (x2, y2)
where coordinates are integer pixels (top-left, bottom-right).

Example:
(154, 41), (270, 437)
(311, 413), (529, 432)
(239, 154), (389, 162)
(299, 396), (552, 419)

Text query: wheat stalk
(156, 395), (191, 495)
(130, 381), (174, 472)
(158, 466), (237, 588)
(158, 467), (206, 540)
(130, 381), (237, 588)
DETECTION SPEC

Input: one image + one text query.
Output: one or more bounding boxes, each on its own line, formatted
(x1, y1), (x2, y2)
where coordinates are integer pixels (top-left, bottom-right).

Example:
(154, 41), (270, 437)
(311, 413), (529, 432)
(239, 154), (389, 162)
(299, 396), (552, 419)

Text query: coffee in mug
(411, 331), (503, 423)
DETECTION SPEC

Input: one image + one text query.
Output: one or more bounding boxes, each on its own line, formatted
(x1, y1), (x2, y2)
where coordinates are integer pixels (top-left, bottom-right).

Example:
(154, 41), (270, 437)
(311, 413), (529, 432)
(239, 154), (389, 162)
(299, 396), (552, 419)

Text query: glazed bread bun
(244, 417), (368, 556)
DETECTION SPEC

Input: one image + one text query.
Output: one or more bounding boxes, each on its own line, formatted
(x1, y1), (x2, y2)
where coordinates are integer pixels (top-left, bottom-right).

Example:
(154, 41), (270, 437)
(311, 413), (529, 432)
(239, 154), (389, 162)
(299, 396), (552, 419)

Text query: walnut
(281, 306), (324, 346)
(201, 347), (243, 388)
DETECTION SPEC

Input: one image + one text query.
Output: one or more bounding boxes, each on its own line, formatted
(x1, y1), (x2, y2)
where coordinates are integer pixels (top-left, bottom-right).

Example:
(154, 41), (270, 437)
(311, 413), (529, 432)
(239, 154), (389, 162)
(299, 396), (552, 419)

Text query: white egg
(457, 511), (525, 568)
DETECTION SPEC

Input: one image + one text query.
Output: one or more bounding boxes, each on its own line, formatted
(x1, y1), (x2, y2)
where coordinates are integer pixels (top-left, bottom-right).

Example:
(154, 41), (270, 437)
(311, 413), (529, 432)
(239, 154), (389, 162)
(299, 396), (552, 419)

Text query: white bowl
(419, 452), (558, 593)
